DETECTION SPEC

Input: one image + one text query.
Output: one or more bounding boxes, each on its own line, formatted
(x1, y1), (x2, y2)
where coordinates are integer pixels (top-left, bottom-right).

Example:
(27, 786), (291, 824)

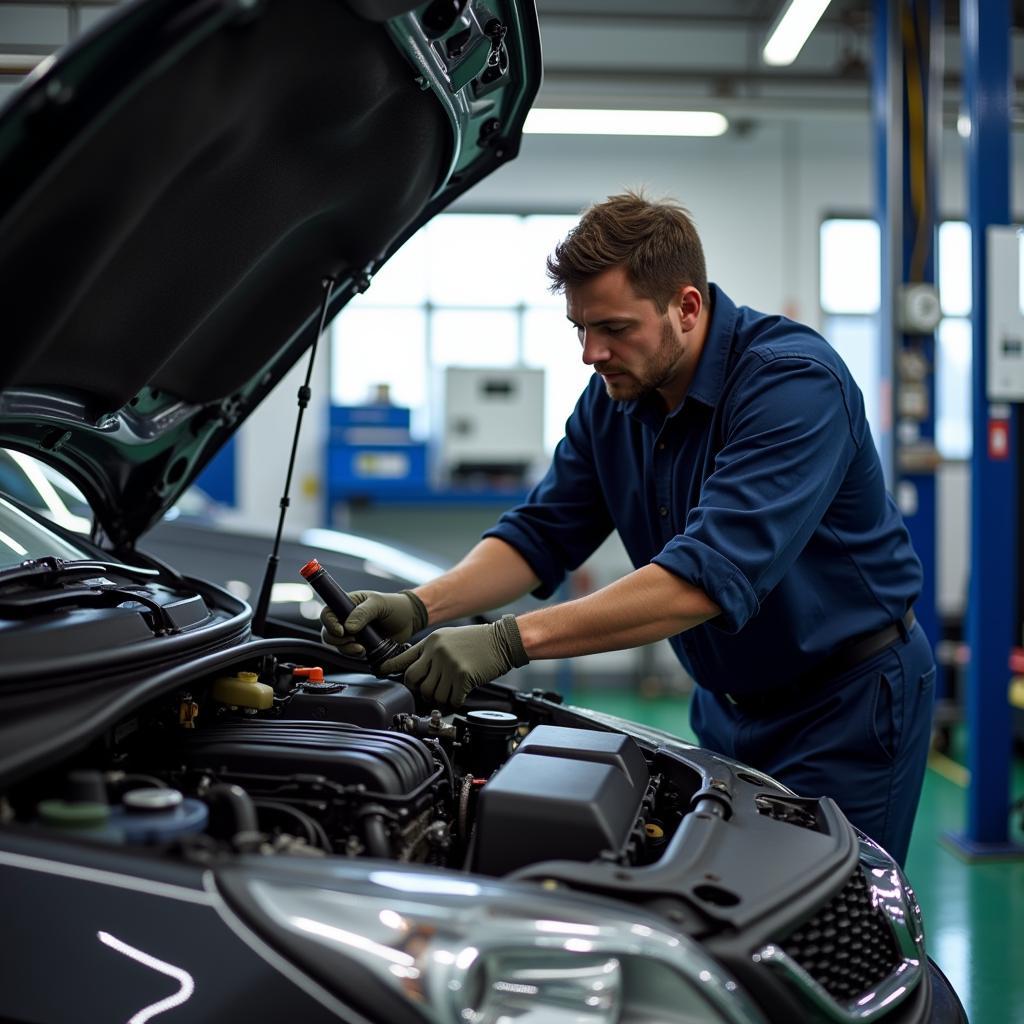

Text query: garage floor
(578, 690), (1024, 1024)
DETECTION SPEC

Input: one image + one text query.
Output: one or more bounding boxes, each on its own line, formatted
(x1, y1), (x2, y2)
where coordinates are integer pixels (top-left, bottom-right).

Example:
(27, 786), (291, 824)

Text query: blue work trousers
(691, 622), (936, 867)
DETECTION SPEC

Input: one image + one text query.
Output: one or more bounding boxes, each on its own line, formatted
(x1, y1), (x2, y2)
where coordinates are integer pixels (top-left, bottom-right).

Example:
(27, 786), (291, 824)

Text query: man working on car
(320, 191), (935, 866)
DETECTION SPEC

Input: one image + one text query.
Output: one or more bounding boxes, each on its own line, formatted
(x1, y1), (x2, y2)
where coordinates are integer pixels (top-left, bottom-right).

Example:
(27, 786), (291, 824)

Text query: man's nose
(580, 330), (611, 366)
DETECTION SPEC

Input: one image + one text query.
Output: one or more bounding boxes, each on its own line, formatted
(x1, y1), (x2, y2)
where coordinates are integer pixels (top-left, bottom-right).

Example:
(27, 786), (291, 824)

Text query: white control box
(986, 224), (1024, 402)
(436, 366), (545, 481)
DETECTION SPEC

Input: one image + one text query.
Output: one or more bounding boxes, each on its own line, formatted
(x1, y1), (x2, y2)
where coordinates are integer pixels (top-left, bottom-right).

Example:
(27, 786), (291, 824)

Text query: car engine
(10, 653), (721, 877)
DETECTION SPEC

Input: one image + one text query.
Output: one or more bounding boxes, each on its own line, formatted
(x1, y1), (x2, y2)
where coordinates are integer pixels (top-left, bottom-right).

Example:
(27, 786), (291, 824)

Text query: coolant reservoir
(212, 671), (273, 709)
(110, 788), (208, 845)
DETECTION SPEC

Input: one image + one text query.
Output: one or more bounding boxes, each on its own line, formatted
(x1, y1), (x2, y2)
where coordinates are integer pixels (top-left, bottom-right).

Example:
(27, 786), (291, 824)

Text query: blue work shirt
(485, 284), (922, 695)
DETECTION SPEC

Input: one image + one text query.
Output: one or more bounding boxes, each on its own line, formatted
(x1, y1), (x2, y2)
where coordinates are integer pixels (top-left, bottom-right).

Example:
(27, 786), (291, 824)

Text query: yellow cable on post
(901, 1), (930, 285)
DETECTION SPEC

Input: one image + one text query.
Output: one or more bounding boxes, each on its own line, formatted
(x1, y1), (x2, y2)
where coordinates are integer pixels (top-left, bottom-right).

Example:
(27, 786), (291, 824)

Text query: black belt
(723, 609), (916, 714)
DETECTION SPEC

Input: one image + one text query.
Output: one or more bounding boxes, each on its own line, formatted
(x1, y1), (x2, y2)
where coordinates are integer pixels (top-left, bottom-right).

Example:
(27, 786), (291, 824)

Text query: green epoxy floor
(577, 689), (1024, 1024)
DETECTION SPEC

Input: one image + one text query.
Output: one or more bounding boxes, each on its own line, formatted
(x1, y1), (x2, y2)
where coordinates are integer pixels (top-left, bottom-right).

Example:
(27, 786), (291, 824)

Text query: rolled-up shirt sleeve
(652, 353), (859, 633)
(484, 394), (614, 599)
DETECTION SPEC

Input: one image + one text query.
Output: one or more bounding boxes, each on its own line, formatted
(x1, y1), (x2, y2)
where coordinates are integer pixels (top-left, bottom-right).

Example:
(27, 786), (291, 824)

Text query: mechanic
(321, 191), (935, 866)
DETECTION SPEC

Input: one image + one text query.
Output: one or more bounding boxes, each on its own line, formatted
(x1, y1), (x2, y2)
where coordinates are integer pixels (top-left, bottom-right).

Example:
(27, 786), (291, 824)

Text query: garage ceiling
(535, 0), (1024, 128)
(1, 0), (1023, 127)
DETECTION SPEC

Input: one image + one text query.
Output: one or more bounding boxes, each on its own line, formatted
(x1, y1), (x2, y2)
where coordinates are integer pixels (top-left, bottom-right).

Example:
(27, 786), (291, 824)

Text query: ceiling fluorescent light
(762, 0), (832, 67)
(523, 109), (728, 138)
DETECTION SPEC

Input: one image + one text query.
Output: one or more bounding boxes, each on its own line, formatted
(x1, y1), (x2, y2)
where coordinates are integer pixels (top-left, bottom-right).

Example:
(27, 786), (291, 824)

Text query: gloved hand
(320, 590), (428, 657)
(378, 614), (529, 707)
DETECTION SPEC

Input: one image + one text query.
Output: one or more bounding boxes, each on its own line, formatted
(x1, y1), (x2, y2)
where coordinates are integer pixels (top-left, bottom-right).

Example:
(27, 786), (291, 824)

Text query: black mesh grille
(780, 869), (901, 1002)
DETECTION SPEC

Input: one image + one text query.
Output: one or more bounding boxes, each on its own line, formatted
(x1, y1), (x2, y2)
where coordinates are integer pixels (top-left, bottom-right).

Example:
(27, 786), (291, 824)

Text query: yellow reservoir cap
(212, 672), (273, 710)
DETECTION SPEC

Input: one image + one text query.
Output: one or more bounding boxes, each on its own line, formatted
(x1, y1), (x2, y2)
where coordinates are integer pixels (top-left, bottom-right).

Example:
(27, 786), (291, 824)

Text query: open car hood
(0, 0), (541, 549)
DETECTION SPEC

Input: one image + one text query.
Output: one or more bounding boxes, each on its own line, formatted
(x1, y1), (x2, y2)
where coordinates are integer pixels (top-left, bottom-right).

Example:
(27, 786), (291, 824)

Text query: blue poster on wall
(194, 437), (236, 507)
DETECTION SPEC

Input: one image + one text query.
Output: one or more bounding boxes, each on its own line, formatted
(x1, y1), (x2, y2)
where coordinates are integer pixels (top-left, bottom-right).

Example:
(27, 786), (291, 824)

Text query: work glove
(378, 615), (529, 707)
(320, 589), (429, 657)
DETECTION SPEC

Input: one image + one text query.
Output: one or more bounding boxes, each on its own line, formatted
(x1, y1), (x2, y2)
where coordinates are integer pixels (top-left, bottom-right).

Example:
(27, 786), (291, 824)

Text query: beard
(596, 318), (683, 402)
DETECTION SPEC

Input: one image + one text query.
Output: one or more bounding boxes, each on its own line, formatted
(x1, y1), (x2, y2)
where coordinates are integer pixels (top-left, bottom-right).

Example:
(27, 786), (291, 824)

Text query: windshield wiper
(0, 556), (161, 589)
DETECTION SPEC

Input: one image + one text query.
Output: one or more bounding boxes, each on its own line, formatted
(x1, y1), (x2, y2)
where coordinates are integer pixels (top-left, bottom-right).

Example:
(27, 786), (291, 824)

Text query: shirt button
(658, 505), (668, 517)
(657, 442), (666, 451)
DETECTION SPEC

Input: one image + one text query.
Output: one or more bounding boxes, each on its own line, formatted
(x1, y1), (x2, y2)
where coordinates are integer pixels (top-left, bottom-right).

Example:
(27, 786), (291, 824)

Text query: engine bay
(2, 641), (858, 943)
(9, 654), (701, 877)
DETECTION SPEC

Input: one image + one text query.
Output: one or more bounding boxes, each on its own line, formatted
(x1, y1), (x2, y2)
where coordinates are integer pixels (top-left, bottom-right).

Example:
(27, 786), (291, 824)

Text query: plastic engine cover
(179, 720), (434, 795)
(282, 674), (414, 729)
(472, 726), (650, 876)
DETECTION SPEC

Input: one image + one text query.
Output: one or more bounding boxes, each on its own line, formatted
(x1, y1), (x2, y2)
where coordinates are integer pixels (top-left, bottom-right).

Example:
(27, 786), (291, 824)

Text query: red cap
(292, 666), (325, 683)
(299, 559), (322, 579)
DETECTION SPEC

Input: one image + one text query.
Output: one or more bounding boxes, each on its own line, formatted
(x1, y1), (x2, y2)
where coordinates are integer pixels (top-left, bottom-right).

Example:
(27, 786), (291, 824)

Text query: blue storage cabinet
(329, 405), (412, 435)
(327, 405), (428, 505)
(328, 443), (428, 493)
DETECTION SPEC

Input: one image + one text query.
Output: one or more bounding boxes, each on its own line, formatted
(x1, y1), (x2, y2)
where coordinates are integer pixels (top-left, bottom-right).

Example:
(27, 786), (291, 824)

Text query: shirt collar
(682, 282), (737, 408)
(622, 282), (738, 423)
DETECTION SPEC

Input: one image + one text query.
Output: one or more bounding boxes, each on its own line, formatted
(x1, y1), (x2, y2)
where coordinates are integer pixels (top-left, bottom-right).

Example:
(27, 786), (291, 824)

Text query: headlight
(222, 864), (766, 1024)
(458, 950), (622, 1023)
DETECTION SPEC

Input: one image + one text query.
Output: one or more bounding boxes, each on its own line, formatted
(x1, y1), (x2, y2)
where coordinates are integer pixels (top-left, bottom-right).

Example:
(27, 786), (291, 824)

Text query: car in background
(0, 2), (964, 1023)
(0, 447), (449, 637)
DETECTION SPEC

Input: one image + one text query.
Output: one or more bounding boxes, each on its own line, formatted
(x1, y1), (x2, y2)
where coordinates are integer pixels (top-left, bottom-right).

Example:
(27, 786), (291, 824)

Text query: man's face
(565, 265), (695, 404)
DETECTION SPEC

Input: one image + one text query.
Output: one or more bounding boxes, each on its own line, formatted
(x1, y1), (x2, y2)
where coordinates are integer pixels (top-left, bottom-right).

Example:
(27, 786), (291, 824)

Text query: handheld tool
(299, 559), (408, 677)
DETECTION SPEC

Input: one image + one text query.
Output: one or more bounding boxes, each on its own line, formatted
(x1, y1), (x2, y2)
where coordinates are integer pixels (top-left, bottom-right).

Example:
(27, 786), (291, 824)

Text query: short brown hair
(546, 190), (709, 310)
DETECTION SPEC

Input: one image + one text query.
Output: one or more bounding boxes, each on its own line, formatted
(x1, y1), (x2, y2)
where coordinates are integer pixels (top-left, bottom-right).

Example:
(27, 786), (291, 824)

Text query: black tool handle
(300, 560), (406, 676)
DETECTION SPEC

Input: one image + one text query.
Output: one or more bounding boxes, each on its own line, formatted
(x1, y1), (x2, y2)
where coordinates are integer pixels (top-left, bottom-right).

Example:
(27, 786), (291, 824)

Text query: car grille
(780, 868), (901, 1002)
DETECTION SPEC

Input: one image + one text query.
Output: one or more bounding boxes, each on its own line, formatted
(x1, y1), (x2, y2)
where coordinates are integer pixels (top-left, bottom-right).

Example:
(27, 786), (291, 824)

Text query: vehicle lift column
(946, 0), (1022, 857)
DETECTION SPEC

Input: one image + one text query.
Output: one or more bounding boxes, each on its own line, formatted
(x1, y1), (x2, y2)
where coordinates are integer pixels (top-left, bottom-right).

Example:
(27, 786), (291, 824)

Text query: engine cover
(179, 720), (434, 795)
(472, 726), (650, 876)
(281, 674), (414, 729)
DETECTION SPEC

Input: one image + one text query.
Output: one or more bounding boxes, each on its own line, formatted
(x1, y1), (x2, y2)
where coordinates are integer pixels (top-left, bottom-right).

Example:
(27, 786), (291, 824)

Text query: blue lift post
(873, 0), (941, 681)
(946, 0), (1021, 856)
(872, 0), (897, 488)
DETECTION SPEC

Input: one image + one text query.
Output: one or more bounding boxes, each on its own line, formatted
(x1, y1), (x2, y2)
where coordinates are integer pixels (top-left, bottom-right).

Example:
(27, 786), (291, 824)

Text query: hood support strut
(251, 276), (335, 637)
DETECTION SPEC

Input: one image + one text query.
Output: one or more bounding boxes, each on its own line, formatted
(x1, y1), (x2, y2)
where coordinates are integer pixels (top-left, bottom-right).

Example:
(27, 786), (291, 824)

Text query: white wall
(234, 356), (331, 536)
(456, 119), (868, 331)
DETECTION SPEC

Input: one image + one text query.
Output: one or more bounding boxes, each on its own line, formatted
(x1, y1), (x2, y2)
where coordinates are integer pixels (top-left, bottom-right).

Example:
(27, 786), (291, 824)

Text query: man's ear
(675, 285), (703, 332)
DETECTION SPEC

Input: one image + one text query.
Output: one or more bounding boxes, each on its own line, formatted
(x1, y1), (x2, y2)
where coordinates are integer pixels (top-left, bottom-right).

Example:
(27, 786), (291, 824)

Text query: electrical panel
(986, 225), (1024, 402)
(436, 366), (545, 483)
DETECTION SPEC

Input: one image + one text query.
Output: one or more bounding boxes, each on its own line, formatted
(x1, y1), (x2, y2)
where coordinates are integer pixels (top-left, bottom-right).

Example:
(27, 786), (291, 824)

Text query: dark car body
(0, 2), (964, 1023)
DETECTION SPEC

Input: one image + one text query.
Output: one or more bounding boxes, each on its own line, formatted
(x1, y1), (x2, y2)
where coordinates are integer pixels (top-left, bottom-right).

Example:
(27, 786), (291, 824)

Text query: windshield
(0, 448), (214, 534)
(0, 495), (91, 569)
(0, 448), (92, 533)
